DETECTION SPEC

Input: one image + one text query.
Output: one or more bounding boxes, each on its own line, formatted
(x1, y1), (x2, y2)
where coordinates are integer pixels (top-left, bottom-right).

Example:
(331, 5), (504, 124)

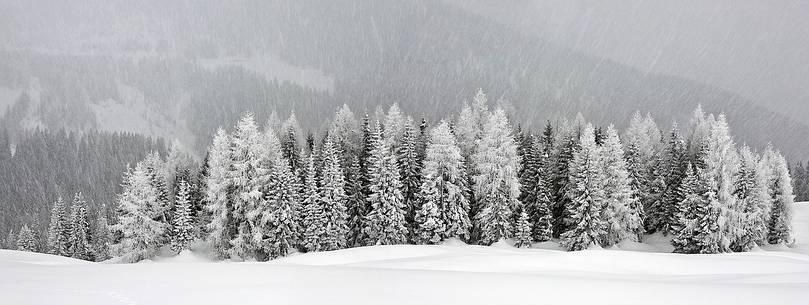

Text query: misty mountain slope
(1, 0), (807, 159)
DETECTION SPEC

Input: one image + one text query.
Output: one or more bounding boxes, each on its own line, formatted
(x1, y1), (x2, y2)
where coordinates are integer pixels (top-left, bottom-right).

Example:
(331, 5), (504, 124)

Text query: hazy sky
(455, 0), (809, 122)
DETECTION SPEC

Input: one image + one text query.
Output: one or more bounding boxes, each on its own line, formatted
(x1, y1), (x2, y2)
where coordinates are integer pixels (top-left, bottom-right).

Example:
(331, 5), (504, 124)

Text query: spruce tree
(421, 121), (471, 240)
(46, 196), (70, 256)
(600, 126), (642, 245)
(171, 180), (195, 253)
(16, 224), (37, 252)
(311, 136), (349, 251)
(658, 123), (688, 235)
(514, 210), (533, 248)
(69, 193), (91, 260)
(262, 155), (302, 259)
(93, 207), (111, 261)
(344, 156), (368, 247)
(413, 176), (446, 244)
(301, 153), (325, 252)
(561, 124), (607, 251)
(732, 146), (768, 251)
(204, 128), (234, 259)
(472, 108), (519, 245)
(765, 149), (794, 245)
(364, 132), (409, 245)
(397, 119), (421, 238)
(671, 164), (700, 253)
(5, 229), (15, 250)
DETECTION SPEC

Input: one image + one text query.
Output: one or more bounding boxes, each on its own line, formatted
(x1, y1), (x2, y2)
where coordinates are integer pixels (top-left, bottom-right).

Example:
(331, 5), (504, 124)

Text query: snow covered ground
(3, 203), (808, 305)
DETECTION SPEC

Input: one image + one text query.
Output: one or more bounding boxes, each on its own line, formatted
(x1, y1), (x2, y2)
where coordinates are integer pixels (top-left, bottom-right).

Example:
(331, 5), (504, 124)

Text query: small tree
(69, 193), (91, 260)
(172, 180), (195, 253)
(16, 224), (37, 252)
(514, 210), (533, 248)
(413, 176), (445, 244)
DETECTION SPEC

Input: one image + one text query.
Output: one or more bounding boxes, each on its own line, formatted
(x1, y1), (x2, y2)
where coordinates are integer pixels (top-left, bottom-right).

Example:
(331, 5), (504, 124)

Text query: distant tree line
(4, 90), (796, 262)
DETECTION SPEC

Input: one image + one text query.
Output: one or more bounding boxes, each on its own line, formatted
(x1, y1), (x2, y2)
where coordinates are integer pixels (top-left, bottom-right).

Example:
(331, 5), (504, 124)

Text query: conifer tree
(764, 149), (794, 245)
(16, 224), (37, 252)
(365, 132), (409, 245)
(514, 210), (533, 248)
(69, 193), (91, 260)
(398, 119), (421, 236)
(551, 130), (579, 237)
(171, 180), (195, 253)
(301, 153), (325, 251)
(110, 162), (170, 263)
(262, 155), (301, 259)
(671, 164), (701, 253)
(93, 207), (111, 261)
(658, 123), (688, 234)
(704, 114), (741, 252)
(310, 136), (349, 251)
(600, 126), (642, 245)
(413, 176), (445, 244)
(47, 196), (70, 255)
(344, 156), (368, 247)
(473, 109), (519, 245)
(282, 112), (302, 172)
(421, 121), (471, 240)
(204, 128), (234, 259)
(561, 124), (607, 251)
(5, 229), (15, 250)
(732, 146), (768, 251)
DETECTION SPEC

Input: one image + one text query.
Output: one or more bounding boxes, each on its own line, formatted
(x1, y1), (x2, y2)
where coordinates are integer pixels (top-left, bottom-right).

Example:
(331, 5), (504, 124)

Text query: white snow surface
(3, 203), (808, 305)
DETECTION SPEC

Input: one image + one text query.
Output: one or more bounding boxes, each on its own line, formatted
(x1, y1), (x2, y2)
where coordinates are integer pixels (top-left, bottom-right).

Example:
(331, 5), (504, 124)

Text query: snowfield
(3, 203), (808, 305)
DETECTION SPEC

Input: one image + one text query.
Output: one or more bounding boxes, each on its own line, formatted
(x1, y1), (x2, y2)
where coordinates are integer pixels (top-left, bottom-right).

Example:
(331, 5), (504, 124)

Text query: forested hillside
(1, 0), (807, 160)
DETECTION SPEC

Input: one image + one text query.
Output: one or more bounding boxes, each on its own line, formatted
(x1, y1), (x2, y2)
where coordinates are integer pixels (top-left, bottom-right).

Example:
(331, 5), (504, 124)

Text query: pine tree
(282, 112), (302, 172)
(514, 210), (533, 248)
(69, 193), (91, 260)
(472, 108), (519, 245)
(308, 136), (349, 251)
(47, 196), (70, 255)
(732, 146), (768, 251)
(204, 128), (234, 259)
(171, 180), (195, 253)
(421, 121), (471, 240)
(110, 162), (171, 263)
(397, 119), (421, 238)
(551, 129), (579, 237)
(704, 114), (741, 252)
(143, 151), (170, 226)
(16, 224), (37, 252)
(261, 155), (301, 259)
(599, 126), (642, 246)
(561, 124), (607, 251)
(364, 131), (409, 245)
(229, 114), (272, 260)
(344, 156), (368, 247)
(301, 153), (325, 252)
(658, 123), (688, 235)
(413, 176), (445, 244)
(92, 207), (111, 261)
(5, 229), (15, 250)
(671, 164), (701, 253)
(764, 149), (794, 245)
(521, 136), (553, 242)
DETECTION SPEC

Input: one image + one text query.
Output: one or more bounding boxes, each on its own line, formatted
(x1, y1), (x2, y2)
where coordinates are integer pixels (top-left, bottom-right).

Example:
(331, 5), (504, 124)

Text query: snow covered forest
(3, 90), (796, 262)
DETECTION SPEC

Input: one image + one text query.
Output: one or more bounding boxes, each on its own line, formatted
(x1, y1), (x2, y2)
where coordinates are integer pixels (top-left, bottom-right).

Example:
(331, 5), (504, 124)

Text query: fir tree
(514, 210), (533, 248)
(764, 149), (794, 245)
(658, 123), (688, 235)
(551, 130), (579, 237)
(93, 207), (111, 261)
(561, 124), (607, 251)
(262, 155), (302, 259)
(421, 121), (471, 240)
(472, 108), (519, 245)
(204, 128), (234, 259)
(172, 180), (195, 253)
(46, 196), (70, 256)
(344, 156), (368, 247)
(732, 146), (768, 251)
(16, 224), (37, 252)
(111, 161), (171, 263)
(397, 119), (421, 238)
(301, 153), (325, 252)
(309, 136), (349, 251)
(5, 229), (15, 250)
(69, 193), (91, 260)
(671, 164), (702, 253)
(600, 126), (642, 245)
(364, 132), (409, 245)
(413, 176), (446, 244)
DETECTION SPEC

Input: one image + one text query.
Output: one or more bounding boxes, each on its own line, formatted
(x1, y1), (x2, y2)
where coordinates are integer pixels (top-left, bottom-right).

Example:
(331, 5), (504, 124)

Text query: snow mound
(0, 250), (90, 266)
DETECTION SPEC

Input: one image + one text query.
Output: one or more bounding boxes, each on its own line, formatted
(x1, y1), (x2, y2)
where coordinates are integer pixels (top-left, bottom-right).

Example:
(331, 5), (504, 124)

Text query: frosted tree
(143, 151), (170, 226)
(110, 162), (170, 263)
(421, 121), (471, 240)
(229, 114), (271, 260)
(345, 156), (368, 247)
(171, 180), (195, 253)
(397, 119), (421, 235)
(704, 114), (741, 252)
(384, 103), (406, 147)
(5, 229), (15, 250)
(301, 153), (325, 251)
(16, 224), (37, 252)
(686, 105), (712, 155)
(519, 134), (553, 242)
(671, 164), (703, 253)
(364, 133), (409, 245)
(92, 208), (111, 261)
(261, 155), (301, 259)
(281, 112), (302, 171)
(204, 128), (234, 259)
(514, 210), (533, 248)
(550, 122), (579, 236)
(731, 146), (769, 251)
(46, 196), (70, 256)
(561, 124), (607, 251)
(599, 126), (642, 245)
(658, 123), (688, 235)
(69, 193), (91, 260)
(310, 136), (349, 251)
(413, 176), (446, 244)
(624, 111), (661, 232)
(473, 108), (520, 245)
(329, 104), (361, 159)
(764, 148), (794, 245)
